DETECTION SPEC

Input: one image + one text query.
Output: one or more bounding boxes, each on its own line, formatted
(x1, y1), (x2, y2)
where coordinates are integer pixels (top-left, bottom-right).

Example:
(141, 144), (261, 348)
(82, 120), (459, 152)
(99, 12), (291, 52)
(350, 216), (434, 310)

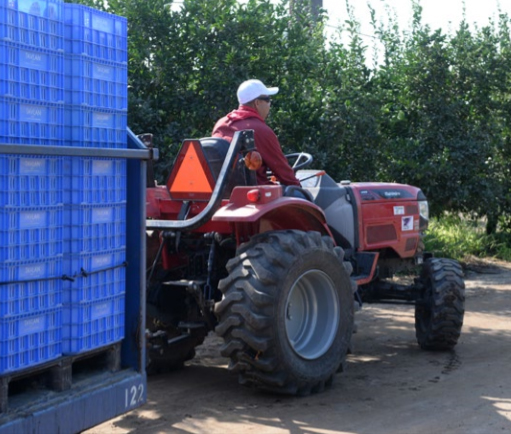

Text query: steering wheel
(285, 152), (313, 172)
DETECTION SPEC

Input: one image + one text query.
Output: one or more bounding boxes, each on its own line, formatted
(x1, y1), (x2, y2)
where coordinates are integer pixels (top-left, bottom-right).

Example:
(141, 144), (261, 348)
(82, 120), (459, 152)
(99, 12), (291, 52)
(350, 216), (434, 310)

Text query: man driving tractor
(212, 79), (301, 187)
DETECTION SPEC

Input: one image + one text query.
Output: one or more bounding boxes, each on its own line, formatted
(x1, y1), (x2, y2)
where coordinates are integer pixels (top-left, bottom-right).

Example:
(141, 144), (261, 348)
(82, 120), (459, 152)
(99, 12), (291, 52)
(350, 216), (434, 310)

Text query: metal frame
(0, 128), (152, 433)
(146, 129), (254, 231)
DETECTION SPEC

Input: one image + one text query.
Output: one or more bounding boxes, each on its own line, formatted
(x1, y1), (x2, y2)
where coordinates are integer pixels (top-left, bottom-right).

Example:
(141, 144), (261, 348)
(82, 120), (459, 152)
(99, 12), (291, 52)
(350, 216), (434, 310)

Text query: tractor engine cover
(350, 182), (426, 258)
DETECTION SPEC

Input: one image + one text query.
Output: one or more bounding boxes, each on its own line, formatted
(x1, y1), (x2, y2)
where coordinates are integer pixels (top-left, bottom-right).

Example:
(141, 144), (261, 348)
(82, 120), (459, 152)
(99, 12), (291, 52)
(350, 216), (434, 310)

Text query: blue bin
(63, 248), (126, 303)
(0, 0), (64, 50)
(64, 3), (127, 63)
(63, 293), (124, 354)
(0, 96), (64, 146)
(0, 155), (65, 207)
(0, 307), (62, 374)
(0, 258), (63, 316)
(64, 202), (126, 254)
(0, 205), (63, 262)
(0, 40), (65, 103)
(64, 105), (127, 148)
(67, 157), (127, 205)
(64, 54), (127, 110)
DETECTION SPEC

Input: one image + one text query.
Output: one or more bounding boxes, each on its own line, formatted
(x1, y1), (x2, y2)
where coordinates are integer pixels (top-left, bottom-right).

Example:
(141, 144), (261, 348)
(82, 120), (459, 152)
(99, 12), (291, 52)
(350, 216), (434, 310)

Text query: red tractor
(144, 130), (465, 395)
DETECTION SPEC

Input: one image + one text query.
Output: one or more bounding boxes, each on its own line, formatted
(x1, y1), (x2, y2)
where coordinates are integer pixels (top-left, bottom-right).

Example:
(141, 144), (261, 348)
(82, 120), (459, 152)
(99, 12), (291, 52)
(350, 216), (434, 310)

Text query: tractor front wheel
(215, 230), (354, 395)
(415, 258), (465, 350)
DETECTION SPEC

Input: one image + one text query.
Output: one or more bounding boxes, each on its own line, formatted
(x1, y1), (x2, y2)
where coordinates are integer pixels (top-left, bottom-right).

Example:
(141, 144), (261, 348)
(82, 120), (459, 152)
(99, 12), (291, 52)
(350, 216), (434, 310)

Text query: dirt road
(87, 260), (511, 434)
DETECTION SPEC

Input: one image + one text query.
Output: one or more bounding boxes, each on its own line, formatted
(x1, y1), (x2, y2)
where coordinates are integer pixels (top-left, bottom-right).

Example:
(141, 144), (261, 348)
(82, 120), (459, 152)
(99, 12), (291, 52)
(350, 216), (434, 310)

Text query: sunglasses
(257, 96), (272, 103)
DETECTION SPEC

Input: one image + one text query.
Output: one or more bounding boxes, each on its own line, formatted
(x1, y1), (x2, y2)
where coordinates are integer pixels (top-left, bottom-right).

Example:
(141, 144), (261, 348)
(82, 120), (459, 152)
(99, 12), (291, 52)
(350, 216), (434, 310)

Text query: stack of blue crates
(0, 156), (64, 373)
(62, 156), (127, 354)
(0, 0), (65, 146)
(0, 0), (128, 373)
(0, 0), (65, 374)
(62, 3), (127, 354)
(64, 3), (127, 148)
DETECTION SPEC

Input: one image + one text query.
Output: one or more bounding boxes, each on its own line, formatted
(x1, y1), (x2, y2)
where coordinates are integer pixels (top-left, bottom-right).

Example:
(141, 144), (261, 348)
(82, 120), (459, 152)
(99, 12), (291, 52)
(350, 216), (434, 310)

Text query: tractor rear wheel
(415, 258), (465, 350)
(215, 230), (354, 395)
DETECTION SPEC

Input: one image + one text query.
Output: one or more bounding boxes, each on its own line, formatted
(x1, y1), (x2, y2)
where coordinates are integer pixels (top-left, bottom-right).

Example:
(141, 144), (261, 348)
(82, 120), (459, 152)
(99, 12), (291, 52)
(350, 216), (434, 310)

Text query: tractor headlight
(419, 200), (429, 230)
(419, 201), (429, 220)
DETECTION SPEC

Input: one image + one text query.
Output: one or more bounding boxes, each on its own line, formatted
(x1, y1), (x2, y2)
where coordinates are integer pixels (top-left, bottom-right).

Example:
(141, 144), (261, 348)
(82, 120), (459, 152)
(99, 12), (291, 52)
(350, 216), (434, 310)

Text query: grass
(423, 215), (511, 262)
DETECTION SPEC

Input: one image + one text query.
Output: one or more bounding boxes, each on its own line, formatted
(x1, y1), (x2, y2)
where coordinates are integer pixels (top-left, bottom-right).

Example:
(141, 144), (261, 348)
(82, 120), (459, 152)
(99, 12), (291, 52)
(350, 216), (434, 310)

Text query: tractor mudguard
(146, 185), (172, 219)
(213, 185), (332, 236)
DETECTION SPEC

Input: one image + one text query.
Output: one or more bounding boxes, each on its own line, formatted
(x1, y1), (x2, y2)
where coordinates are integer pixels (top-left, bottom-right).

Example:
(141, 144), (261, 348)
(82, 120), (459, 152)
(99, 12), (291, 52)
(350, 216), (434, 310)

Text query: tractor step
(352, 272), (372, 283)
(352, 252), (379, 285)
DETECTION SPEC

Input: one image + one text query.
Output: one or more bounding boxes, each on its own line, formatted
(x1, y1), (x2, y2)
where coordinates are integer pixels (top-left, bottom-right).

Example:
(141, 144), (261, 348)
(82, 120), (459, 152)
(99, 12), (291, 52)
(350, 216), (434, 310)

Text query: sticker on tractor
(394, 206), (405, 215)
(402, 216), (414, 231)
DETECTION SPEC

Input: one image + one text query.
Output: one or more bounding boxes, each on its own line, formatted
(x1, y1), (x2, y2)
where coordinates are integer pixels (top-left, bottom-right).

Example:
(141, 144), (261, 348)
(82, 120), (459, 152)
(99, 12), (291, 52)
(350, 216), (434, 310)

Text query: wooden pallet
(0, 342), (121, 413)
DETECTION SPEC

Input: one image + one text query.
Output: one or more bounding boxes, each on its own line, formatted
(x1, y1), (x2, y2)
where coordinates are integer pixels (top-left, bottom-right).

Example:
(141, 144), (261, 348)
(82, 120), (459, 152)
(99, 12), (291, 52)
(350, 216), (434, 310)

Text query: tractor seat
(200, 137), (230, 180)
(200, 137), (255, 197)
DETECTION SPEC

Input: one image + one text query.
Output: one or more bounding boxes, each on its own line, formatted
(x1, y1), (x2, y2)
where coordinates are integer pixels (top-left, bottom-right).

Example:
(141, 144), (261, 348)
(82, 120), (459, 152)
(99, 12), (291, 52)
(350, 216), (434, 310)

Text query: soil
(86, 259), (511, 434)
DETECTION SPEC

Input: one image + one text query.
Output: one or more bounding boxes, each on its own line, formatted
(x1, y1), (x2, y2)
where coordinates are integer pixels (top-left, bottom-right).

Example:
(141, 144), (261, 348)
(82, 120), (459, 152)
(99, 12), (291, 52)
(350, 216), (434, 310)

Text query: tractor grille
(405, 237), (418, 252)
(366, 224), (397, 244)
(406, 205), (419, 215)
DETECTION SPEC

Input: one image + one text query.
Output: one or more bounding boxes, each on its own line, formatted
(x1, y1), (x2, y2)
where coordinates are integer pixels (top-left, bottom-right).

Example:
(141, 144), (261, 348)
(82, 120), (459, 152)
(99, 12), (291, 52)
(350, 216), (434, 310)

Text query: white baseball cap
(237, 79), (279, 104)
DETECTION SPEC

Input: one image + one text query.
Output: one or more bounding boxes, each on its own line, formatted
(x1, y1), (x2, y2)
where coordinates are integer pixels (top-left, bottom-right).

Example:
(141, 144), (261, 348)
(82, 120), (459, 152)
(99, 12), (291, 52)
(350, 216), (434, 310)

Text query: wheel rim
(285, 269), (340, 360)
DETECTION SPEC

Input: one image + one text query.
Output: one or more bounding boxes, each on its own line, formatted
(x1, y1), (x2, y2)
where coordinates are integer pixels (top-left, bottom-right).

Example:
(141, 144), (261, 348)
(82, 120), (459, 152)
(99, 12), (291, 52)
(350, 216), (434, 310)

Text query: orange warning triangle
(167, 140), (215, 201)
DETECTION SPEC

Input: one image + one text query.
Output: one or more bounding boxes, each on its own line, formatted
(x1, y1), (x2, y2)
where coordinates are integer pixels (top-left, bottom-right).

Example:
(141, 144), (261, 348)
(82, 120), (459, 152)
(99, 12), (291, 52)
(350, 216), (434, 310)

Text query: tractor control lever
(300, 171), (326, 183)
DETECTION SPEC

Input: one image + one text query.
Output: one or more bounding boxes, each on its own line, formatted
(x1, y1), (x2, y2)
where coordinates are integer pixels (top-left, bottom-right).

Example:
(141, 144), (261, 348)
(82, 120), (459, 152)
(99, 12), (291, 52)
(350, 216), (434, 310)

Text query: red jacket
(212, 106), (300, 186)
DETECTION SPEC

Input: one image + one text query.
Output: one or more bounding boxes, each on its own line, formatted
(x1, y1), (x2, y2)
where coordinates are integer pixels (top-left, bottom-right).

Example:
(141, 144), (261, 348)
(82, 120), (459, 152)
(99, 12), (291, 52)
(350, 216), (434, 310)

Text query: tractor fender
(146, 185), (171, 219)
(212, 186), (332, 236)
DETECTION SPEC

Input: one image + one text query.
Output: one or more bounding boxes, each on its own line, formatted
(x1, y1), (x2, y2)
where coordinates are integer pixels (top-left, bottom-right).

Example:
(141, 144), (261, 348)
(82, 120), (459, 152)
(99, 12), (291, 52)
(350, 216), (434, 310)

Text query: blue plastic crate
(64, 54), (127, 110)
(0, 96), (64, 146)
(63, 293), (124, 354)
(64, 105), (127, 148)
(0, 258), (62, 316)
(0, 1), (64, 50)
(0, 205), (63, 262)
(0, 307), (62, 374)
(0, 155), (65, 207)
(64, 4), (127, 63)
(0, 40), (64, 102)
(67, 157), (127, 204)
(64, 202), (126, 254)
(63, 248), (125, 303)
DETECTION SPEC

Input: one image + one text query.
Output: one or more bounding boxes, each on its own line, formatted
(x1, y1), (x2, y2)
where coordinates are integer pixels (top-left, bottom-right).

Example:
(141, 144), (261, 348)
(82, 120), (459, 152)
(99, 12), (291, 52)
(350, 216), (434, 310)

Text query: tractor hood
(349, 182), (426, 202)
(349, 182), (429, 256)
